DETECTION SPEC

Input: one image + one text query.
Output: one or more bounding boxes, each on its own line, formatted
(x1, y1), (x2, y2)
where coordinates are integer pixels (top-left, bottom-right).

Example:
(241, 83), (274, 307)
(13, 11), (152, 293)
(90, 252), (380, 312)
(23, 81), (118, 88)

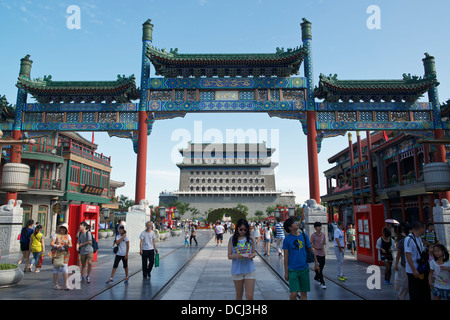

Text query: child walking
(428, 244), (450, 300)
(185, 231), (189, 246)
(282, 218), (320, 300)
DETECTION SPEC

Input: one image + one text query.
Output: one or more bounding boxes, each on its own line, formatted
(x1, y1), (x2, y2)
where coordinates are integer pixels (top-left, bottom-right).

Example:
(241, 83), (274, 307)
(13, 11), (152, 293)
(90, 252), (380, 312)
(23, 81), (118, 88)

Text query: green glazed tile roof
(146, 46), (307, 78)
(16, 75), (140, 103)
(315, 73), (439, 103)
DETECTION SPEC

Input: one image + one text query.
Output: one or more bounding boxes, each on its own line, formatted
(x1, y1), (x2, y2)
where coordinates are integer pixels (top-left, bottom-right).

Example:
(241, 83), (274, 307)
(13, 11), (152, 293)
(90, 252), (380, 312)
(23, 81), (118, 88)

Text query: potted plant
(98, 229), (108, 239)
(159, 230), (168, 240)
(106, 229), (114, 238)
(171, 228), (181, 237)
(0, 264), (24, 288)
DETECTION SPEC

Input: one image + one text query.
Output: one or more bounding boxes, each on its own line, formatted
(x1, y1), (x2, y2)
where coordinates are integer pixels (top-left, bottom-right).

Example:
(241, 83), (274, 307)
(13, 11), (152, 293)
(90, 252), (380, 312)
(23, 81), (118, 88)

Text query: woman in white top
(253, 223), (261, 247)
(106, 225), (129, 284)
(263, 222), (272, 256)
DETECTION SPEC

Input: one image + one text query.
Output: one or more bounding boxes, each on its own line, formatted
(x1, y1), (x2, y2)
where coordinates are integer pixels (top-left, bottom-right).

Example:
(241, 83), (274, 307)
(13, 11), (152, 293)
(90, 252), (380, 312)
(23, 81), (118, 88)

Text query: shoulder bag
(302, 231), (315, 263)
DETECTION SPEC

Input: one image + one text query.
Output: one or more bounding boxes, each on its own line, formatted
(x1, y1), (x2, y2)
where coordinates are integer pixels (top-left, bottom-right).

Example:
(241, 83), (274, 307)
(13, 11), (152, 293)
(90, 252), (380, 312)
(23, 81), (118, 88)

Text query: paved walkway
(160, 232), (288, 300)
(0, 230), (403, 300)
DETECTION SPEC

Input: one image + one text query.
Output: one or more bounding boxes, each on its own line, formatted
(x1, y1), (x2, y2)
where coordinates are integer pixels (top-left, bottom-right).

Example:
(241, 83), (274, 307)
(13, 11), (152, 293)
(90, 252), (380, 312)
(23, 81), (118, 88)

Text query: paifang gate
(2, 18), (449, 205)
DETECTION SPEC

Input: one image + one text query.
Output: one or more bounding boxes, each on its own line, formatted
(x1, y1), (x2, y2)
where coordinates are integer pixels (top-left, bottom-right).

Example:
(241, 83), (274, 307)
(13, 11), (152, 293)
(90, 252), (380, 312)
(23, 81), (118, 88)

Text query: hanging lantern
(288, 206), (295, 217)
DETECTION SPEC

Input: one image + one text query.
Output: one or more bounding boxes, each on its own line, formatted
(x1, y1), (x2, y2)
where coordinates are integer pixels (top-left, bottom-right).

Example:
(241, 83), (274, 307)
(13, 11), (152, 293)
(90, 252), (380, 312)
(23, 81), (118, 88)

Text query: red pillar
(366, 131), (376, 204)
(5, 130), (22, 203)
(357, 132), (364, 204)
(434, 129), (450, 201)
(135, 111), (148, 204)
(348, 133), (355, 205)
(307, 111), (320, 203)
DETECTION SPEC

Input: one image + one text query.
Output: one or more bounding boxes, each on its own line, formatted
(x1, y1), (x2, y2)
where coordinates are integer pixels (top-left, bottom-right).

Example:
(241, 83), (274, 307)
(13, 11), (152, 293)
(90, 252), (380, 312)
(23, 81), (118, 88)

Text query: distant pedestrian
(282, 218), (320, 300)
(274, 218), (285, 257)
(139, 221), (158, 279)
(422, 223), (440, 247)
(334, 221), (347, 281)
(394, 222), (410, 299)
(49, 223), (72, 290)
(106, 225), (129, 284)
(376, 227), (396, 285)
(18, 220), (34, 272)
(346, 223), (356, 255)
(227, 219), (256, 300)
(115, 220), (121, 236)
(310, 221), (327, 289)
(428, 244), (450, 300)
(263, 222), (272, 256)
(404, 221), (430, 300)
(29, 225), (45, 273)
(253, 223), (261, 247)
(190, 223), (198, 246)
(77, 221), (94, 283)
(215, 221), (225, 246)
(327, 222), (333, 242)
(185, 231), (189, 246)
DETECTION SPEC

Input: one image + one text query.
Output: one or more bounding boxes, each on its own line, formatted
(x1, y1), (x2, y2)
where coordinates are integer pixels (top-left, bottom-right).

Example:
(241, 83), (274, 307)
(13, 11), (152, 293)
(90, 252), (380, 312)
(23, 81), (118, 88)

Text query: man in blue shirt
(283, 218), (320, 300)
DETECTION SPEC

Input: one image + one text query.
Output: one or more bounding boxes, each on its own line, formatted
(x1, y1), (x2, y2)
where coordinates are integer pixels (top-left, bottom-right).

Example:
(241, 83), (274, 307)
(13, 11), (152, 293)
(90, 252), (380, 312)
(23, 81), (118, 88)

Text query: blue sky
(1, 0), (449, 208)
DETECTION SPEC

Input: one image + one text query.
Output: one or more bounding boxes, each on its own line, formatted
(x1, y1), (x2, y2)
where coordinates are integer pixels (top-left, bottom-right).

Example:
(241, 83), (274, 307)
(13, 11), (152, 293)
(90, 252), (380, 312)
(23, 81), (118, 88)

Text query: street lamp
(102, 208), (110, 229)
(159, 207), (166, 221)
(274, 209), (280, 219)
(288, 206), (296, 218)
(174, 209), (180, 219)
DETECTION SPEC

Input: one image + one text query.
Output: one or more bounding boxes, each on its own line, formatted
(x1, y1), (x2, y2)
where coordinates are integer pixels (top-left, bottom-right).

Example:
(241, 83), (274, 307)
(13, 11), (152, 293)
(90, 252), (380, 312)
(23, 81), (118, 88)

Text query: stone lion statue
(305, 199), (327, 213)
(0, 199), (15, 214)
(128, 199), (150, 212)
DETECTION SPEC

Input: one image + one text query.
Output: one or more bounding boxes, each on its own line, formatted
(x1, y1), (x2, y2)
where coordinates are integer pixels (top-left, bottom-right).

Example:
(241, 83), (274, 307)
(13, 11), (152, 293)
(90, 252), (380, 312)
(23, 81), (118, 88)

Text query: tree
(118, 195), (134, 212)
(235, 203), (248, 216)
(254, 210), (264, 221)
(189, 208), (201, 220)
(265, 205), (276, 217)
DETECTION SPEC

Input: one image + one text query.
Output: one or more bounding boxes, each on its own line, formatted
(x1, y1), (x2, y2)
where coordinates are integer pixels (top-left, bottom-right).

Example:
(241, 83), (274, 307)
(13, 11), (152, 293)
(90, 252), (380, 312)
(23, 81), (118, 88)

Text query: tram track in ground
(255, 245), (368, 300)
(86, 232), (214, 300)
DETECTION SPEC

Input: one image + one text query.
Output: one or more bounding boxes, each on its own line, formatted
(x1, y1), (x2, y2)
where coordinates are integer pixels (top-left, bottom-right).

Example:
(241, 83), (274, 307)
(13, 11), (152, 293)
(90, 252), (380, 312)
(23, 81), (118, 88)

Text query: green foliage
(0, 263), (18, 270)
(118, 195), (135, 211)
(207, 208), (247, 225)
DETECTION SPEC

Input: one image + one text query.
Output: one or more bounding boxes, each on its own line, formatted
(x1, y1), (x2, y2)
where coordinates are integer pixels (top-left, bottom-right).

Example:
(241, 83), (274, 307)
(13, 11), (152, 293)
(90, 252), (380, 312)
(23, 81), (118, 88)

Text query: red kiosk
(68, 204), (100, 266)
(354, 204), (385, 266)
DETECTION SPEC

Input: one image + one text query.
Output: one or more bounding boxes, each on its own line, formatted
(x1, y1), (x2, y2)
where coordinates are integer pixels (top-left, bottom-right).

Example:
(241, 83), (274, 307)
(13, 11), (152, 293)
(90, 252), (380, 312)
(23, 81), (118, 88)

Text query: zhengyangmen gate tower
(1, 18), (449, 210)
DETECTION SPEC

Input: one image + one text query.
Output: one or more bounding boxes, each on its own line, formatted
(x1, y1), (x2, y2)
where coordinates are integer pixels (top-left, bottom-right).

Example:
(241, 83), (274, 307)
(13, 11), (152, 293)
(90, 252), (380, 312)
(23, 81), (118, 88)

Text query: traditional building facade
(321, 129), (450, 226)
(172, 142), (295, 219)
(0, 130), (124, 236)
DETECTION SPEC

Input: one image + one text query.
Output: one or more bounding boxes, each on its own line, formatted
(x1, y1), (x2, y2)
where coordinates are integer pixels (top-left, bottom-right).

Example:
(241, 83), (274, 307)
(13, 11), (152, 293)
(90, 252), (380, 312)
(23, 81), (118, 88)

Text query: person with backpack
(404, 221), (430, 300)
(18, 220), (34, 272)
(77, 221), (94, 283)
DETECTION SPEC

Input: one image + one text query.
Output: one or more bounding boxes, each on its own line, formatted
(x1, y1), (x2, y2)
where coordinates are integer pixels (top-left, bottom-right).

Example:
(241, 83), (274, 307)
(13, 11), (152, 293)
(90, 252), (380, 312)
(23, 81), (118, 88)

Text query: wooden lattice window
(24, 113), (43, 122)
(239, 91), (255, 100)
(359, 112), (373, 122)
(175, 90), (184, 101)
(186, 90), (196, 101)
(200, 91), (215, 100)
(149, 90), (171, 101)
(376, 112), (389, 122)
(98, 112), (116, 123)
(66, 113), (80, 122)
(270, 90), (280, 101)
(318, 112), (335, 122)
(338, 112), (357, 122)
(282, 90), (305, 101)
(413, 111), (431, 121)
(391, 111), (409, 122)
(119, 112), (137, 122)
(46, 112), (64, 123)
(258, 89), (268, 101)
(82, 112), (96, 122)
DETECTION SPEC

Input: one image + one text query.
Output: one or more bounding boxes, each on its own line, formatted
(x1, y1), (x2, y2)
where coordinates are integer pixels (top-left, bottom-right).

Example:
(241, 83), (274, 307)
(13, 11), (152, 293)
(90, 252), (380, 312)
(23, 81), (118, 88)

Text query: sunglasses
(238, 228), (248, 232)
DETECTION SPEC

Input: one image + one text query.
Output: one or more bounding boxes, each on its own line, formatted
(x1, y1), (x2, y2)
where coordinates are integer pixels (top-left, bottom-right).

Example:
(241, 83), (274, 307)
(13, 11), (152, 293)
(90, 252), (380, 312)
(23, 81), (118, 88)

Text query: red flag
(383, 131), (388, 142)
(91, 132), (95, 146)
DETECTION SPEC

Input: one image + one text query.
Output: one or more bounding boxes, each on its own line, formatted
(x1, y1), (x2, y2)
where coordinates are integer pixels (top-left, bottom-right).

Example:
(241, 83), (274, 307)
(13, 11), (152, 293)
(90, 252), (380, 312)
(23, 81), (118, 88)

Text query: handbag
(36, 253), (44, 269)
(154, 253), (160, 268)
(53, 252), (65, 268)
(302, 231), (315, 263)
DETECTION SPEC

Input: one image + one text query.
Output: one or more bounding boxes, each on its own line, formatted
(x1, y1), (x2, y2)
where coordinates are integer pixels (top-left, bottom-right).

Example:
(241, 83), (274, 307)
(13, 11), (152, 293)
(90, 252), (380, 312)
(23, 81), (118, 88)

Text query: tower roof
(16, 75), (140, 103)
(146, 46), (307, 78)
(315, 73), (438, 103)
